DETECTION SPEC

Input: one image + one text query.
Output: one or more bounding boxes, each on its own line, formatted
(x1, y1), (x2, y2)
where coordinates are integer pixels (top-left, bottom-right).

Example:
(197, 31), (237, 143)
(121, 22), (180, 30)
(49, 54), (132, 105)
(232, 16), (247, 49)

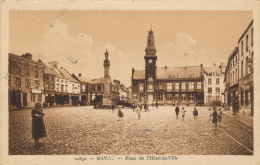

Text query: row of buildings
(8, 51), (131, 109)
(131, 29), (226, 106)
(224, 20), (254, 116)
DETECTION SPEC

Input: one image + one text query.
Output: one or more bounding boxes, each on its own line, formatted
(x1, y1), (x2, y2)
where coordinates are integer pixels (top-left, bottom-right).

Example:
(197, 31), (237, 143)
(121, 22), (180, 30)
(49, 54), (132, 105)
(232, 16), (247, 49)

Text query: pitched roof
(59, 68), (79, 83)
(73, 74), (94, 84)
(203, 67), (223, 76)
(92, 78), (105, 84)
(132, 70), (145, 80)
(156, 66), (202, 79)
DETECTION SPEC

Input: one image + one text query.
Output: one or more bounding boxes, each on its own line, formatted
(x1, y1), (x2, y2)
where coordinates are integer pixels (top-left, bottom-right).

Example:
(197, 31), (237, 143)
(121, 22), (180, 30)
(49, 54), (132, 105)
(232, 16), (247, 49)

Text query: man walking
(175, 105), (180, 119)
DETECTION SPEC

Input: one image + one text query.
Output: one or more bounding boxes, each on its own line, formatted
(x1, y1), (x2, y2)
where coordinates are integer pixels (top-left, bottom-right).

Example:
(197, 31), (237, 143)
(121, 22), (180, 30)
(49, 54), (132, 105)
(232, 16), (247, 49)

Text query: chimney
(165, 66), (167, 69)
(21, 53), (32, 60)
(79, 73), (81, 77)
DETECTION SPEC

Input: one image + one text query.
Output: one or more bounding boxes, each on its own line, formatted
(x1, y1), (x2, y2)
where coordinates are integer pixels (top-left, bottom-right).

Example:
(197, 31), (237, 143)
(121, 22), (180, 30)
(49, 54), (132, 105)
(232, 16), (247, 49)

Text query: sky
(9, 11), (252, 86)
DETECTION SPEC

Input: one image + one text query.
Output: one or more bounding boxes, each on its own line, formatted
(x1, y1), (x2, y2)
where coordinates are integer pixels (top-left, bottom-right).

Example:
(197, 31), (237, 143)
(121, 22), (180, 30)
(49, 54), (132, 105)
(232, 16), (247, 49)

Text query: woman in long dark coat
(31, 102), (47, 146)
(212, 108), (218, 129)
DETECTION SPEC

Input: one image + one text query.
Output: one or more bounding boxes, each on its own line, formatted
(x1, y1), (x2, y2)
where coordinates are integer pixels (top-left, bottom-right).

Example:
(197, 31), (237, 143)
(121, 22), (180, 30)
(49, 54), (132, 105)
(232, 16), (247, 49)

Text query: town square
(2, 9), (256, 158)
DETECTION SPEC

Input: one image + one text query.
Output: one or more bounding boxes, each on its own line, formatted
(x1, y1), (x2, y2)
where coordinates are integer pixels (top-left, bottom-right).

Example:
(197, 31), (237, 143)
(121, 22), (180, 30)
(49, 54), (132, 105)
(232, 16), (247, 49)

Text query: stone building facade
(203, 65), (225, 106)
(238, 20), (254, 116)
(9, 53), (45, 109)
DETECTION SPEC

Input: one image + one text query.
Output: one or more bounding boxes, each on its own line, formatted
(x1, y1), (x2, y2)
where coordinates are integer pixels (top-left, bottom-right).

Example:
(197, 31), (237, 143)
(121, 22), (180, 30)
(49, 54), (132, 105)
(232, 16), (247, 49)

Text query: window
(181, 83), (186, 90)
(25, 79), (30, 88)
(208, 78), (212, 85)
(65, 85), (68, 92)
(216, 78), (219, 85)
(241, 41), (244, 56)
(216, 95), (221, 102)
(189, 94), (194, 101)
(167, 94), (172, 101)
(16, 77), (21, 87)
(139, 84), (144, 91)
(35, 70), (38, 78)
(175, 83), (179, 90)
(208, 87), (212, 94)
(50, 83), (54, 90)
(246, 57), (249, 75)
(25, 69), (30, 76)
(216, 87), (220, 94)
(45, 83), (49, 90)
(246, 34), (248, 52)
(182, 94), (186, 101)
(98, 85), (102, 90)
(197, 82), (202, 89)
(158, 94), (163, 101)
(158, 83), (164, 90)
(15, 67), (21, 75)
(235, 69), (237, 83)
(175, 94), (179, 101)
(56, 84), (60, 91)
(51, 77), (54, 81)
(148, 84), (153, 90)
(251, 28), (254, 46)
(61, 84), (64, 92)
(189, 82), (194, 89)
(241, 60), (244, 78)
(35, 80), (39, 89)
(167, 83), (172, 90)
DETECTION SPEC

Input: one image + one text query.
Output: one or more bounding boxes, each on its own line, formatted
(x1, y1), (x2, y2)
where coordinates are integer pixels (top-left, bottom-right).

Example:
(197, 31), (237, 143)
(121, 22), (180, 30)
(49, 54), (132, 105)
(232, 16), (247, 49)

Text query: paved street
(9, 106), (253, 155)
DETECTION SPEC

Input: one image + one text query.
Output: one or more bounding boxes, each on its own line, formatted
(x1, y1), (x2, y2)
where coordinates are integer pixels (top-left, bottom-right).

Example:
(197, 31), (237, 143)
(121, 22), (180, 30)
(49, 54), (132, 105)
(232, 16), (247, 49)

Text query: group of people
(174, 106), (198, 120)
(175, 105), (223, 129)
(209, 107), (223, 129)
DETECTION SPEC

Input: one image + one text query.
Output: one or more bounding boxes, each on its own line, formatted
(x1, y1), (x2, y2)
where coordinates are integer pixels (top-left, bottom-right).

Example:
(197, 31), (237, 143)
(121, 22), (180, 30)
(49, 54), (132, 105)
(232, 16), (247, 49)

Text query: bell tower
(144, 28), (157, 104)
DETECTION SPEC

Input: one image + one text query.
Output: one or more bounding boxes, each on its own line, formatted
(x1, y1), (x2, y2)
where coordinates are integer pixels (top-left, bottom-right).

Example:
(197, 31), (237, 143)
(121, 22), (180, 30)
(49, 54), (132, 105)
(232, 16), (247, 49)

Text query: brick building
(131, 29), (204, 105)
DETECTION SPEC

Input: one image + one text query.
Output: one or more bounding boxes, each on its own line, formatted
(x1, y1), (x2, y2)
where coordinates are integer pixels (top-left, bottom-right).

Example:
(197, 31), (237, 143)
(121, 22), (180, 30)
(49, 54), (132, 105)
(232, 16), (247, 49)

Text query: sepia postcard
(0, 1), (260, 165)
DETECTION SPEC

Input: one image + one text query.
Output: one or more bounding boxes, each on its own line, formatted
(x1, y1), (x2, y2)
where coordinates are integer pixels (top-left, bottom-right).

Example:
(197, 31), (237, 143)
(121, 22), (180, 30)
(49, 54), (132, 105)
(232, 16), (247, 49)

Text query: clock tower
(144, 28), (157, 104)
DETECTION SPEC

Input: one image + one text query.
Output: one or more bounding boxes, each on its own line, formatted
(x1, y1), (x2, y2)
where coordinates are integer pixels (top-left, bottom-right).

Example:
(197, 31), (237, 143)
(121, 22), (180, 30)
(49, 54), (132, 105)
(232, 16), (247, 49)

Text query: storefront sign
(31, 89), (42, 94)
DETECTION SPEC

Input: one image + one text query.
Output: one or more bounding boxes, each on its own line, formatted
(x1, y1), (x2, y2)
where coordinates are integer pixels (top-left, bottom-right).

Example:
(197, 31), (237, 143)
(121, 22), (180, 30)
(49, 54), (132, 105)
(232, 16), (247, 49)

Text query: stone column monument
(102, 50), (112, 107)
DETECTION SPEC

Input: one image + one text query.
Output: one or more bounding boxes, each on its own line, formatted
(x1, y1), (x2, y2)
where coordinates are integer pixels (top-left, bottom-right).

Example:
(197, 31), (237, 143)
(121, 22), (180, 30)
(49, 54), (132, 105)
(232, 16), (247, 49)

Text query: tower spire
(145, 27), (156, 56)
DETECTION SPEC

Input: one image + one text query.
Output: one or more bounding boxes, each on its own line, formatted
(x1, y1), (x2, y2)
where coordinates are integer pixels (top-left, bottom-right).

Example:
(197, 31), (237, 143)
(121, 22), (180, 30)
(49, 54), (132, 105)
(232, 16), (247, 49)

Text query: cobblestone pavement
(9, 106), (253, 155)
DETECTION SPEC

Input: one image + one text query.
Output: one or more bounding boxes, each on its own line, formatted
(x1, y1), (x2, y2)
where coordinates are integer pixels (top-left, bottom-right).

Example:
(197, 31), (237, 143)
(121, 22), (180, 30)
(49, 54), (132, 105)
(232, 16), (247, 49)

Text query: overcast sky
(9, 11), (252, 86)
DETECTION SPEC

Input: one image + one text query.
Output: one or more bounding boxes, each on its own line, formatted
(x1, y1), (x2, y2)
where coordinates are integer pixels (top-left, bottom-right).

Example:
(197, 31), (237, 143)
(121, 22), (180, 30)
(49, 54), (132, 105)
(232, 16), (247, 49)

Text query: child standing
(181, 107), (186, 120)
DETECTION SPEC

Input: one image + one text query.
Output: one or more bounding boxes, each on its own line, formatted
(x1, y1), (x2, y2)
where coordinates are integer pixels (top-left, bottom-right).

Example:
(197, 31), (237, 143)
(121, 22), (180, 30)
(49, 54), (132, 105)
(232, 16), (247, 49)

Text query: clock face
(149, 59), (152, 63)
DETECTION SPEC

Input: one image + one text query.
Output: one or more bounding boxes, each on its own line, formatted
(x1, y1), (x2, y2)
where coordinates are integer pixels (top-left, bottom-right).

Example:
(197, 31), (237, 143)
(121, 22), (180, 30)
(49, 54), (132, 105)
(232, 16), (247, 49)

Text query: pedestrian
(232, 101), (237, 117)
(212, 107), (218, 129)
(155, 102), (158, 110)
(144, 103), (147, 112)
(181, 107), (186, 120)
(175, 105), (180, 119)
(118, 106), (124, 121)
(132, 103), (135, 112)
(218, 108), (223, 125)
(136, 107), (141, 120)
(193, 107), (198, 119)
(31, 102), (47, 147)
(111, 104), (115, 112)
(139, 105), (142, 112)
(209, 108), (212, 121)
